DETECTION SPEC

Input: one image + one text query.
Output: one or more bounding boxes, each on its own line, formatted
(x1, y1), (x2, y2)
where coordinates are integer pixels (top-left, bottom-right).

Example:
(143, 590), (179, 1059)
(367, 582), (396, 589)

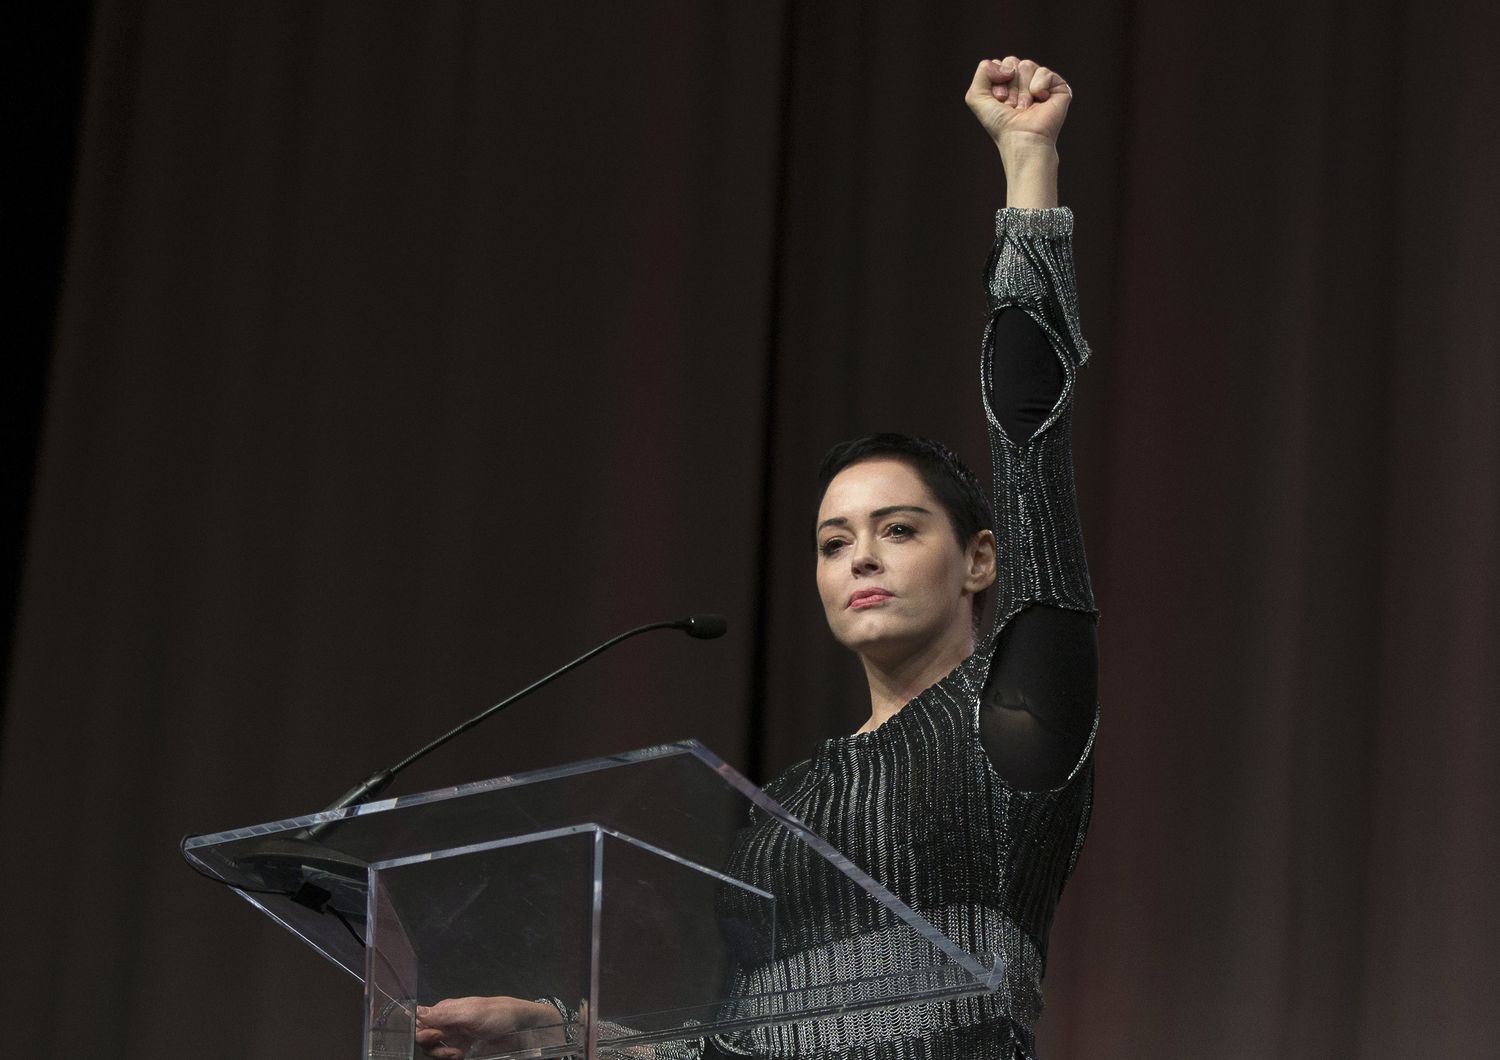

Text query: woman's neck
(855, 627), (975, 734)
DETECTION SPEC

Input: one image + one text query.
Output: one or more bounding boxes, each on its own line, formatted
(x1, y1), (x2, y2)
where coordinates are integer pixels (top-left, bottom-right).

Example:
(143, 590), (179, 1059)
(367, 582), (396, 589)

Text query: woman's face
(814, 458), (994, 666)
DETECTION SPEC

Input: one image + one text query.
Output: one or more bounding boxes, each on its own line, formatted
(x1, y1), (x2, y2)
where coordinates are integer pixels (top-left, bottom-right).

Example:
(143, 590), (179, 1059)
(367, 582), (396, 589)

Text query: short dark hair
(815, 433), (993, 625)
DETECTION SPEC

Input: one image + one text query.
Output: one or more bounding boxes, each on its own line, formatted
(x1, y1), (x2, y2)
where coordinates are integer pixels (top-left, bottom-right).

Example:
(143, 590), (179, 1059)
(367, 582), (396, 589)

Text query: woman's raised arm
(966, 57), (1099, 792)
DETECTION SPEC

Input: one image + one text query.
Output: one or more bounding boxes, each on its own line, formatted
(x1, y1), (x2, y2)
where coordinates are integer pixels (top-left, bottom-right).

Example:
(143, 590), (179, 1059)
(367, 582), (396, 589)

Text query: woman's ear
(965, 529), (998, 592)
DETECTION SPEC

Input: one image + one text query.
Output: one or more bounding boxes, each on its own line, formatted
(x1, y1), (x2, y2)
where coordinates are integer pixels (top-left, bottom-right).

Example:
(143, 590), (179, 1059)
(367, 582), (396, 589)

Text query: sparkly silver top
(708, 208), (1098, 1060)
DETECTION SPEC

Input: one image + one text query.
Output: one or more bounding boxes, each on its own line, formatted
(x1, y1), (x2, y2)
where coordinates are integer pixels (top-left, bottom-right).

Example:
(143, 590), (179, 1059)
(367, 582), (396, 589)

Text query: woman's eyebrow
(816, 505), (933, 534)
(870, 505), (933, 519)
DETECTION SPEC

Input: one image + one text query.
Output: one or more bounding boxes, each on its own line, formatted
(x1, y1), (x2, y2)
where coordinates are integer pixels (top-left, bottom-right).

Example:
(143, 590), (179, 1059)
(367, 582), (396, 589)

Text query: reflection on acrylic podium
(183, 741), (1005, 1059)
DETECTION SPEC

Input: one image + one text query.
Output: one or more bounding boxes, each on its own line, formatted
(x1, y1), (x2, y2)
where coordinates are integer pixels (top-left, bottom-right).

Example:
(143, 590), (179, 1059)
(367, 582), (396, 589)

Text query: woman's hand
(965, 57), (1072, 153)
(965, 57), (1071, 209)
(414, 995), (566, 1060)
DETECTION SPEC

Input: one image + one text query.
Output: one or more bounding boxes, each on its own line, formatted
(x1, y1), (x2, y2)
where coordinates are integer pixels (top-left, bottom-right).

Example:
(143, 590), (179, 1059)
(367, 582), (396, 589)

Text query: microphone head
(680, 613), (728, 640)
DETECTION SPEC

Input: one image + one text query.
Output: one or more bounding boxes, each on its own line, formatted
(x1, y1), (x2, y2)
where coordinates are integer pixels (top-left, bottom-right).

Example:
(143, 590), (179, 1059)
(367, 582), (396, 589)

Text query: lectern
(183, 741), (1004, 1059)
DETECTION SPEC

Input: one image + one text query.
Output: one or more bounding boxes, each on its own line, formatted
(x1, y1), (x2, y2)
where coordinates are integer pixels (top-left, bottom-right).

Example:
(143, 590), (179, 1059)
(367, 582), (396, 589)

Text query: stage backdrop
(3, 2), (1497, 1058)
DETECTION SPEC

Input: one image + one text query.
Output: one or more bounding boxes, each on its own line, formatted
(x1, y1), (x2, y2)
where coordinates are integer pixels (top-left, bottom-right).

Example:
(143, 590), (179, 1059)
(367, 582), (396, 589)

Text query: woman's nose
(850, 541), (881, 574)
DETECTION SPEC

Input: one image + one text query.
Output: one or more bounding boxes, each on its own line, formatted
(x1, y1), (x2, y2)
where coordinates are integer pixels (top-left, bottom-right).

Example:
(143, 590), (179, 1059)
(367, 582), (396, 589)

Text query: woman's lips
(848, 589), (894, 609)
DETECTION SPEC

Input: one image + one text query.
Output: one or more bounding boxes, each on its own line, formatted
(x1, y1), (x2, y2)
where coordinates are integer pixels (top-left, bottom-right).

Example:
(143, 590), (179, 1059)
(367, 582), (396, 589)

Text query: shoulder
(761, 758), (813, 803)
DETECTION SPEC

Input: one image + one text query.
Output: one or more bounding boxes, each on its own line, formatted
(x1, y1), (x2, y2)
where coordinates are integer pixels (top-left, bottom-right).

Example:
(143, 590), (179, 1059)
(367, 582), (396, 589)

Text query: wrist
(997, 141), (1059, 209)
(528, 997), (578, 1045)
(527, 998), (571, 1028)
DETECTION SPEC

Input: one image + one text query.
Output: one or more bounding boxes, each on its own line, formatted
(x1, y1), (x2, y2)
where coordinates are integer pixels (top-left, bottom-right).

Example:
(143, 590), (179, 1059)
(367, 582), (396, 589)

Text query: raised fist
(965, 57), (1072, 152)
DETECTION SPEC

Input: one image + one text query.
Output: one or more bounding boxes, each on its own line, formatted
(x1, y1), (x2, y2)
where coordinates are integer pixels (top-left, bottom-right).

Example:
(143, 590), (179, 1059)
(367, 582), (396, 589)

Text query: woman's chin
(831, 610), (972, 668)
(836, 618), (921, 657)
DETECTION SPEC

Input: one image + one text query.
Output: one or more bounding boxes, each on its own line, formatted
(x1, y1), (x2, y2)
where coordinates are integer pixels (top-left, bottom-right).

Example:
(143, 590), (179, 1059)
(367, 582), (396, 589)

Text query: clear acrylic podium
(182, 741), (1004, 1059)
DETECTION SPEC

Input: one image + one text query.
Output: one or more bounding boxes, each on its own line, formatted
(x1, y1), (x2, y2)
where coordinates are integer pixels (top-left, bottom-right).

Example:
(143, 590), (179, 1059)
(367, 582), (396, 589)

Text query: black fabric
(985, 307), (1066, 441)
(980, 605), (1098, 791)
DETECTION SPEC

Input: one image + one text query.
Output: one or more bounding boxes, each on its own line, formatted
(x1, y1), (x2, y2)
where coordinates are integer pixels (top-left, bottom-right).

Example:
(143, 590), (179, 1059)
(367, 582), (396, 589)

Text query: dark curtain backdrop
(3, 2), (1497, 1058)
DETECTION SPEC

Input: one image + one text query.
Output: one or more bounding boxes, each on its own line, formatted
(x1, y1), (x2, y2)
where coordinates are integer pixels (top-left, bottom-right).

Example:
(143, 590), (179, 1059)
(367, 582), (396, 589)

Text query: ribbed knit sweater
(714, 207), (1098, 1060)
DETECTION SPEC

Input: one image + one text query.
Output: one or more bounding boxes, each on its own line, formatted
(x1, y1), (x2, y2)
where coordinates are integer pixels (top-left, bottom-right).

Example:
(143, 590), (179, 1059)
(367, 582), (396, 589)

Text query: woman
(417, 54), (1097, 1060)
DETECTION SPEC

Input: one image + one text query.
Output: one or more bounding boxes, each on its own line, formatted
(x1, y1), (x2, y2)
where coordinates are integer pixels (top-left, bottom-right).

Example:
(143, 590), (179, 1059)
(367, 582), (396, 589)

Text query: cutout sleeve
(977, 208), (1100, 789)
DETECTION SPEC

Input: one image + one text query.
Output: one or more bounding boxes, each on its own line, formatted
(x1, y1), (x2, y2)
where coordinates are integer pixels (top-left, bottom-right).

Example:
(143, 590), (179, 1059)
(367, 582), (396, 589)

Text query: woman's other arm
(414, 997), (568, 1060)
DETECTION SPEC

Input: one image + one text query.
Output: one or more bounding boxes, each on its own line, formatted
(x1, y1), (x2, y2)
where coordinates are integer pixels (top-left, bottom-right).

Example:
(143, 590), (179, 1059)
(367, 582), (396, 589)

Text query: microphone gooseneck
(186, 612), (727, 926)
(304, 613), (727, 835)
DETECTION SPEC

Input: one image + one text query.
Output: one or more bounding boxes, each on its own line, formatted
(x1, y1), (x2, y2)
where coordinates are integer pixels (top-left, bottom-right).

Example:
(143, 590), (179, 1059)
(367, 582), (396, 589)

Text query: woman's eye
(886, 524), (914, 539)
(819, 539), (847, 557)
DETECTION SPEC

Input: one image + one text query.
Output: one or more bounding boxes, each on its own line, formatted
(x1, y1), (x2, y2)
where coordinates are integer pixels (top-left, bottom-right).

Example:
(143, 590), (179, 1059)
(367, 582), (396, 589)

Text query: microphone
(188, 613), (729, 916)
(675, 613), (728, 640)
(305, 613), (728, 831)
